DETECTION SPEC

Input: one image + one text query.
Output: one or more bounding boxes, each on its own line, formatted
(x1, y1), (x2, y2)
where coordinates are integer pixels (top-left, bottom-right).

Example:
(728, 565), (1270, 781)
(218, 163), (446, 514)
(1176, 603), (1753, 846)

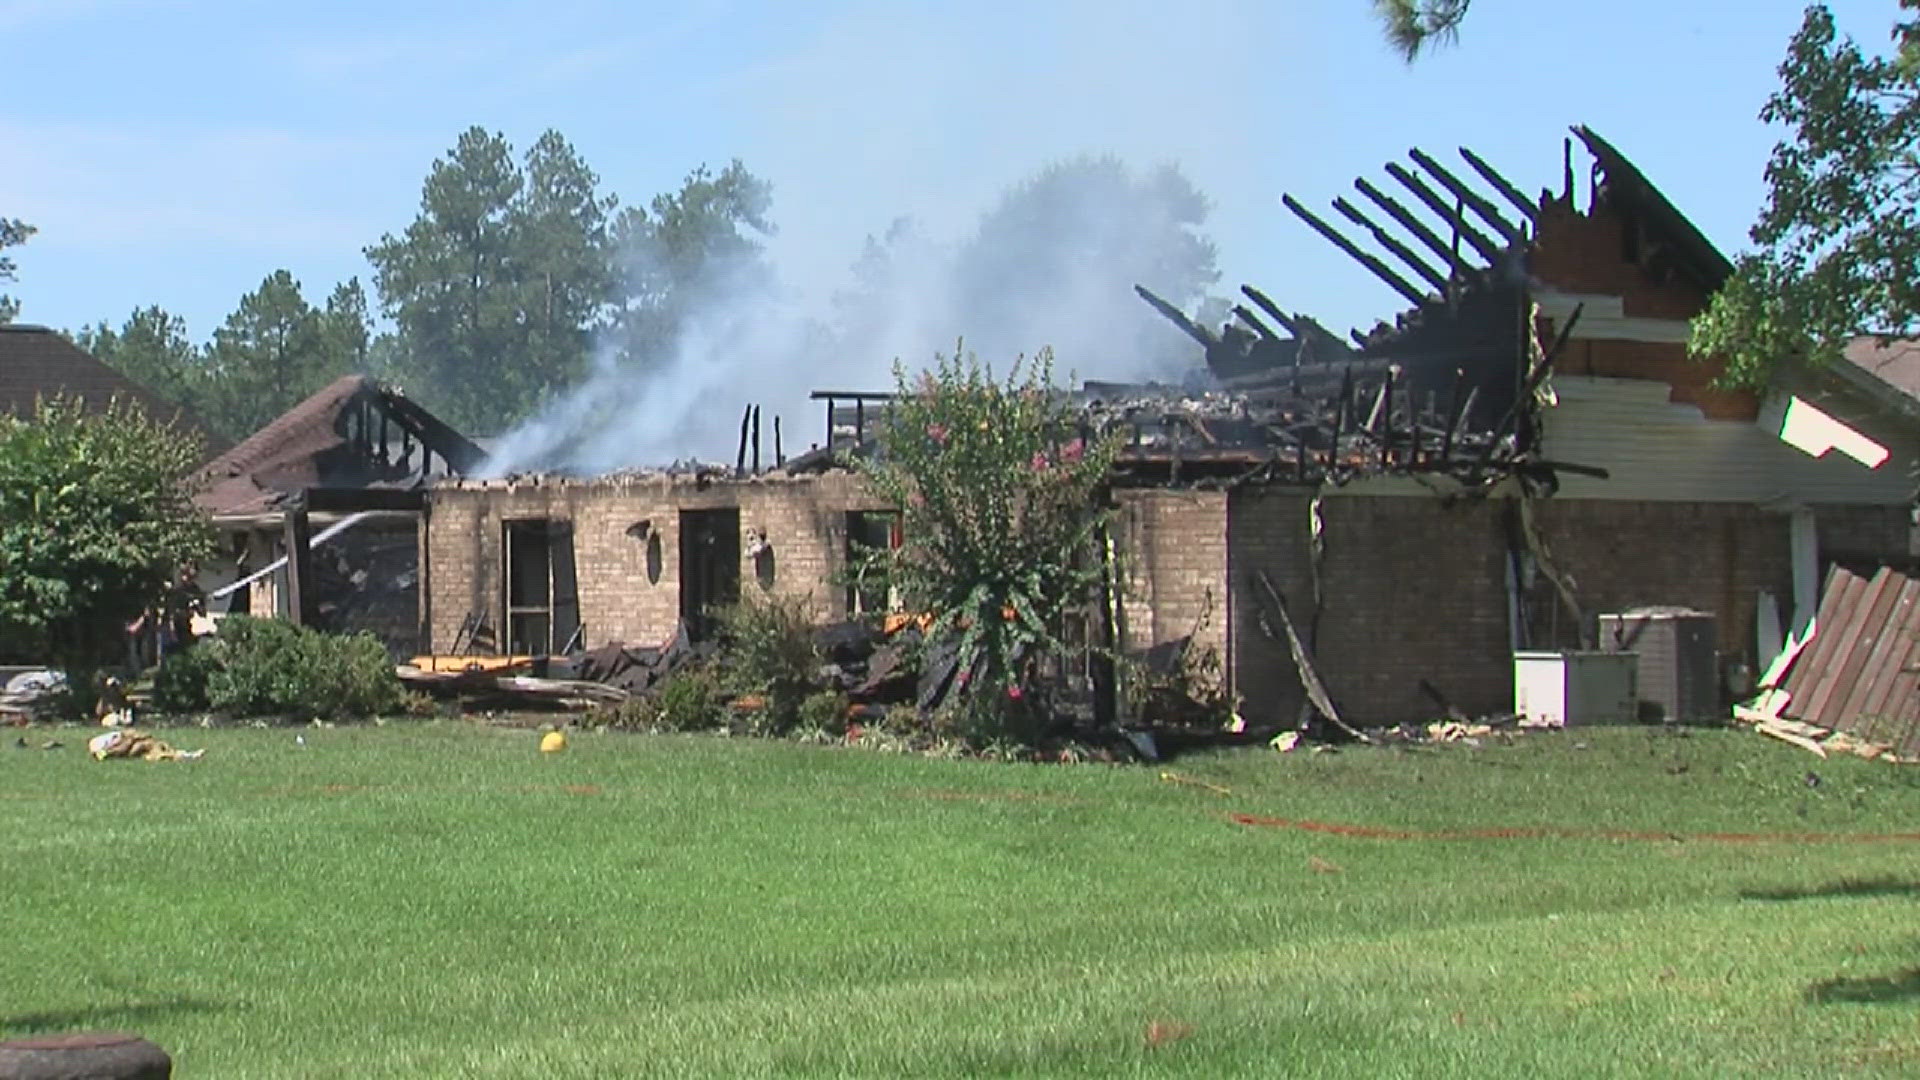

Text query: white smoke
(480, 155), (1223, 478)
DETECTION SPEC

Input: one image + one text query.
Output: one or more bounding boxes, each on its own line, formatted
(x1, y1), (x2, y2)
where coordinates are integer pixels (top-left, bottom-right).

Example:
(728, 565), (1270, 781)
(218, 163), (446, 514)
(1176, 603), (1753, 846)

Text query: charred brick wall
(1532, 193), (1711, 320)
(1226, 489), (1512, 727)
(1213, 491), (1905, 727)
(423, 473), (1911, 721)
(1531, 501), (1791, 674)
(423, 473), (894, 653)
(1814, 504), (1915, 567)
(1112, 488), (1229, 672)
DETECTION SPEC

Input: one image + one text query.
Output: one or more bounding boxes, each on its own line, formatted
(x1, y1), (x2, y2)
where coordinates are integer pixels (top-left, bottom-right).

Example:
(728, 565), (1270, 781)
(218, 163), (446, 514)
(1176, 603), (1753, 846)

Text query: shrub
(879, 703), (925, 736)
(652, 666), (724, 731)
(0, 395), (214, 676)
(398, 690), (441, 718)
(202, 616), (402, 720)
(715, 594), (820, 734)
(1124, 617), (1235, 728)
(583, 666), (727, 732)
(151, 645), (219, 714)
(797, 689), (850, 733)
(855, 347), (1122, 743)
(584, 695), (653, 731)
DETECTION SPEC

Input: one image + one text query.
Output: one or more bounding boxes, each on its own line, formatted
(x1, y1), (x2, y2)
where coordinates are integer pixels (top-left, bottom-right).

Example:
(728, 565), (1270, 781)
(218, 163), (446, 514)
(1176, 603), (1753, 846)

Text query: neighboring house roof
(1789, 337), (1920, 437)
(1842, 337), (1920, 399)
(0, 323), (228, 454)
(195, 374), (485, 518)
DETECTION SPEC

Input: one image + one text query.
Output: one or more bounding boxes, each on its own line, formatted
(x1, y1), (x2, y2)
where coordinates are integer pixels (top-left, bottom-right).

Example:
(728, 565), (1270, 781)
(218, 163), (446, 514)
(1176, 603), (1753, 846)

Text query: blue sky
(0, 0), (1899, 354)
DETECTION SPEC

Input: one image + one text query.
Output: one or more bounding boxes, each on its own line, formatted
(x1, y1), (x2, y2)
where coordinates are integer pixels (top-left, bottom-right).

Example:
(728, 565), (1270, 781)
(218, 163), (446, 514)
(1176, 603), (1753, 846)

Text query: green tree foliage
(607, 160), (774, 369)
(1691, 3), (1920, 387)
(856, 349), (1121, 740)
(204, 270), (352, 437)
(0, 216), (34, 324)
(0, 396), (214, 671)
(76, 278), (369, 442)
(514, 131), (617, 387)
(367, 127), (617, 435)
(73, 305), (211, 419)
(1373, 0), (1473, 62)
(322, 278), (373, 373)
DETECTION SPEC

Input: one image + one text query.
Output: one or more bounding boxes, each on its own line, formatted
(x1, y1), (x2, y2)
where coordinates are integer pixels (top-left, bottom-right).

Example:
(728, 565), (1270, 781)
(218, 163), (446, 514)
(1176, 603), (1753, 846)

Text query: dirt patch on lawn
(1228, 813), (1920, 845)
(904, 788), (1088, 807)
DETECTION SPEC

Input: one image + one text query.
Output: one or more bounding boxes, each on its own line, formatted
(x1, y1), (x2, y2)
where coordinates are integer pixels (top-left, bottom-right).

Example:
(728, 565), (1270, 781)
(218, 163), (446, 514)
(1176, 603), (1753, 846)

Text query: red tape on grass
(1227, 813), (1920, 845)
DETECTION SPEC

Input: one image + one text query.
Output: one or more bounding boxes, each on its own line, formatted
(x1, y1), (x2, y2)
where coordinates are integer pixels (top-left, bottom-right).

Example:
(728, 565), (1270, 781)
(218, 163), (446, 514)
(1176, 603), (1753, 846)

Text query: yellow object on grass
(540, 730), (568, 753)
(88, 729), (204, 761)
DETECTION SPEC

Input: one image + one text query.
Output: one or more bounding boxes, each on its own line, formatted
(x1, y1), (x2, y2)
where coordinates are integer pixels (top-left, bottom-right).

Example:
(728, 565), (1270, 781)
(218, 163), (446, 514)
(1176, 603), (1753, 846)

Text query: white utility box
(1598, 608), (1718, 723)
(1513, 651), (1638, 726)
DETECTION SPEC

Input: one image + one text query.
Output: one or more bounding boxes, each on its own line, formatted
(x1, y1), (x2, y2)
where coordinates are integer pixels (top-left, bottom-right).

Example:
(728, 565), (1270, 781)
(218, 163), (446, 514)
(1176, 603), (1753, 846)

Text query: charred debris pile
(399, 617), (1017, 737)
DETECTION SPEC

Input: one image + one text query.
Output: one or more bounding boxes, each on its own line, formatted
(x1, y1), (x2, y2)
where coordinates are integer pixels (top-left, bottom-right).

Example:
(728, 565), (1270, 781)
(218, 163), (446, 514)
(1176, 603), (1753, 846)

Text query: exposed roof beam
(1231, 304), (1283, 342)
(1331, 196), (1451, 294)
(1409, 148), (1526, 246)
(1457, 146), (1540, 224)
(1133, 285), (1219, 349)
(1353, 177), (1468, 283)
(1239, 285), (1300, 337)
(1384, 163), (1504, 265)
(1234, 286), (1353, 359)
(1281, 194), (1428, 309)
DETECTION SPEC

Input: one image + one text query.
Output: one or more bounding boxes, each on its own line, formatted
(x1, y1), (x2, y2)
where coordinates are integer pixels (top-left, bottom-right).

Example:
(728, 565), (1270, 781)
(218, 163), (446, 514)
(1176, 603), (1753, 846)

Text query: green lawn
(5, 722), (1920, 1077)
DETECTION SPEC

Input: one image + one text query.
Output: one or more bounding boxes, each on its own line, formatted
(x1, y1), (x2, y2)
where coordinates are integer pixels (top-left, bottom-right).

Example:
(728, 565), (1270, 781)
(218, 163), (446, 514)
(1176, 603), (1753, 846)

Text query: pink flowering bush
(856, 346), (1120, 740)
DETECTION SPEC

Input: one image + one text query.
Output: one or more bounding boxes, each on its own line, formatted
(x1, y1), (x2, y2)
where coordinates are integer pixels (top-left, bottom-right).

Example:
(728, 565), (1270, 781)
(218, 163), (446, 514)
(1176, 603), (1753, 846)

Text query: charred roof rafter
(1129, 143), (1538, 406)
(1265, 142), (1543, 333)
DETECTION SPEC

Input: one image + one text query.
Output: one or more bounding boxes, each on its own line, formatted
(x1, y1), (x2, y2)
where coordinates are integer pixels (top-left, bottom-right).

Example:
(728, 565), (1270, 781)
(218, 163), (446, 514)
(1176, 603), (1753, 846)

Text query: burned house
(194, 375), (484, 657)
(419, 126), (1919, 726)
(1103, 125), (1917, 725)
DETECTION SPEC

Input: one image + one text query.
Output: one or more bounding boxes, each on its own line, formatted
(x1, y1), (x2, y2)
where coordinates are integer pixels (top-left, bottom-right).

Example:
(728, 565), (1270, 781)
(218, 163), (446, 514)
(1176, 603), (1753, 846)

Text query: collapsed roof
(1114, 124), (1774, 487)
(802, 130), (1658, 490)
(196, 375), (485, 518)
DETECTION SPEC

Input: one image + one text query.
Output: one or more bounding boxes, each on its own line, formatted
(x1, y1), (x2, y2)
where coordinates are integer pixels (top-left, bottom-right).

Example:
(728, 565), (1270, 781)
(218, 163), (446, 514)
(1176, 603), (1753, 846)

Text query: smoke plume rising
(482, 155), (1222, 477)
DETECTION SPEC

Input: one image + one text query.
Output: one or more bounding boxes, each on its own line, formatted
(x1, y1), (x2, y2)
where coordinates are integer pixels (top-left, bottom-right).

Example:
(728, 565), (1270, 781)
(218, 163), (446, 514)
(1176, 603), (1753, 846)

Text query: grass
(5, 721), (1920, 1077)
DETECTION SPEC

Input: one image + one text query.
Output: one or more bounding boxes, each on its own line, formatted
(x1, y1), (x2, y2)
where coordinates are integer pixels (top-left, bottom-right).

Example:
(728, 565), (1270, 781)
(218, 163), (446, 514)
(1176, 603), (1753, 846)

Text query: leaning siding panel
(1780, 565), (1920, 757)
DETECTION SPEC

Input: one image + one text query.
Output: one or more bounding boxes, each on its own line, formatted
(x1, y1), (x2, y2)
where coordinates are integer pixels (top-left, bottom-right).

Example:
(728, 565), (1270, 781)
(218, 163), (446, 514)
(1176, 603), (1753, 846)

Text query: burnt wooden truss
(794, 129), (1679, 491)
(1127, 128), (1629, 490)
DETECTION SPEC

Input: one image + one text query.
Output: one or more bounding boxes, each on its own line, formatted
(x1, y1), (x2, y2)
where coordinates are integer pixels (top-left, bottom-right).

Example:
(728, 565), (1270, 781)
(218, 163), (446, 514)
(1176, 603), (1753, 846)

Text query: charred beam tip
(1458, 146), (1541, 223)
(1283, 194), (1427, 308)
(1231, 304), (1282, 342)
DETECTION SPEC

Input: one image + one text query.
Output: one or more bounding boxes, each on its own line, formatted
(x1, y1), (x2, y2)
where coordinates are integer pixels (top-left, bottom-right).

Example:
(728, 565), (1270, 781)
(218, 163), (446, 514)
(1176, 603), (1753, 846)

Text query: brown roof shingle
(1842, 337), (1920, 401)
(0, 323), (227, 454)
